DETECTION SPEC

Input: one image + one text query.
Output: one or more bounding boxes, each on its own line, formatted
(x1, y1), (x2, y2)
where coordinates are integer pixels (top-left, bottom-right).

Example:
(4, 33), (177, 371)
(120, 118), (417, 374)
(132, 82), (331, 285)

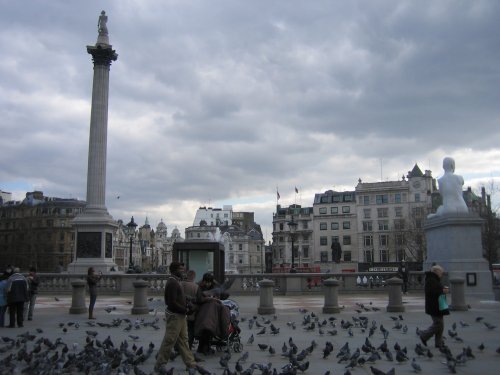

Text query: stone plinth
(257, 279), (275, 315)
(322, 278), (341, 313)
(386, 277), (405, 312)
(131, 280), (150, 315)
(69, 280), (87, 314)
(450, 278), (468, 311)
(424, 213), (494, 300)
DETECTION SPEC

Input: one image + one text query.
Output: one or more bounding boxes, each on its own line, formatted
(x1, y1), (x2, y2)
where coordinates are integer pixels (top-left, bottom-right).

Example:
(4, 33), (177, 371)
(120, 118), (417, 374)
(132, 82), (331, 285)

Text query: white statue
(428, 157), (468, 218)
(98, 11), (108, 36)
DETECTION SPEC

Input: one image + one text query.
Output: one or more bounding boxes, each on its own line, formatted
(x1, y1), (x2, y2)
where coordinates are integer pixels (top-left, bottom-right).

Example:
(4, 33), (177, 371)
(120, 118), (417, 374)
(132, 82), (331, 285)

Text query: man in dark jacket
(6, 267), (29, 328)
(155, 262), (200, 374)
(25, 267), (40, 321)
(419, 264), (449, 348)
(398, 261), (410, 294)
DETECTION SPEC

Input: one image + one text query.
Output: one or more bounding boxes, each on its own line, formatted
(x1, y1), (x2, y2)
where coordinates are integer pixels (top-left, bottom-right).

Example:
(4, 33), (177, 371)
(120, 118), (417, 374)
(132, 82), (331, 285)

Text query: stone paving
(1, 293), (499, 374)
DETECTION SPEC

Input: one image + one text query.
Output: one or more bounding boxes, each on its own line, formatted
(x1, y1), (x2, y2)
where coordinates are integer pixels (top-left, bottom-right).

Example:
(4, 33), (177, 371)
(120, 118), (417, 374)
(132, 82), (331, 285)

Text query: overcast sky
(1, 1), (500, 242)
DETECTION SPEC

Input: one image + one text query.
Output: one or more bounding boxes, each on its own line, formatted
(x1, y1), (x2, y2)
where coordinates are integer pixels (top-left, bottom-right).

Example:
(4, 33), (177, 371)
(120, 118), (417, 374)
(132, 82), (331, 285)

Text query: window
(377, 208), (388, 218)
(363, 221), (372, 231)
(364, 209), (371, 219)
(379, 234), (389, 247)
(238, 244), (243, 250)
(363, 235), (373, 247)
(279, 223), (284, 230)
(363, 195), (370, 205)
(395, 233), (405, 246)
(364, 250), (373, 263)
(331, 222), (339, 230)
(394, 219), (405, 230)
(320, 236), (328, 246)
(343, 251), (351, 262)
(320, 222), (327, 230)
(343, 235), (351, 245)
(238, 255), (243, 264)
(302, 222), (308, 229)
(416, 219), (422, 229)
(331, 236), (339, 244)
(415, 193), (421, 202)
(395, 207), (403, 217)
(344, 194), (353, 202)
(396, 249), (405, 262)
(395, 193), (402, 203)
(59, 232), (65, 241)
(380, 249), (389, 262)
(319, 207), (327, 214)
(342, 206), (350, 213)
(302, 233), (309, 241)
(302, 246), (309, 258)
(376, 194), (388, 204)
(378, 220), (389, 231)
(333, 195), (341, 203)
(331, 207), (338, 214)
(320, 251), (328, 262)
(343, 221), (351, 230)
(413, 207), (423, 217)
(229, 244), (233, 251)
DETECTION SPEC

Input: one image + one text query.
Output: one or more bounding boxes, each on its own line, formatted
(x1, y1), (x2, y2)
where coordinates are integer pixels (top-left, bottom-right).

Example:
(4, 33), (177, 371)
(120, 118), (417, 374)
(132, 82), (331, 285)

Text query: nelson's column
(69, 11), (119, 273)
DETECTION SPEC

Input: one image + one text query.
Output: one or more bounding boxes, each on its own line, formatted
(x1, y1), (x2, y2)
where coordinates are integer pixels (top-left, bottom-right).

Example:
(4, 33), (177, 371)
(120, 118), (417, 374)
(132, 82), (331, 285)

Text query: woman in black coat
(419, 265), (449, 348)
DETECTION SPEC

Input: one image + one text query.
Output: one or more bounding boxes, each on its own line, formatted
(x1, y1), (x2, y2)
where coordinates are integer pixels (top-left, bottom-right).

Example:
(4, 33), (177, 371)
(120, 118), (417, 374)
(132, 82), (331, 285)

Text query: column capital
(87, 45), (118, 67)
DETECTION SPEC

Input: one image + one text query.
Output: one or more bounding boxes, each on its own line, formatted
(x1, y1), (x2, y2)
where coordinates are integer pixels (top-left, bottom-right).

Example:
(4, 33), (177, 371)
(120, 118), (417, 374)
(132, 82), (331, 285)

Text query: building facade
(272, 204), (314, 272)
(0, 191), (85, 272)
(355, 165), (436, 271)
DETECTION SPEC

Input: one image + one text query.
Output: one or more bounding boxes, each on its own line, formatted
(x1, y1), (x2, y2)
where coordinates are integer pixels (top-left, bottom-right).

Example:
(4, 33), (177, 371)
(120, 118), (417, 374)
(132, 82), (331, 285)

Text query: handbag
(438, 294), (448, 311)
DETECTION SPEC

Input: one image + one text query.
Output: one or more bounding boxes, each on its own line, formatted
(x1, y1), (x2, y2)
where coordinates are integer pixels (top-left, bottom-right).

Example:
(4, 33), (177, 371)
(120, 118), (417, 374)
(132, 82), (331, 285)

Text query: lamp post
(287, 216), (298, 272)
(126, 216), (137, 273)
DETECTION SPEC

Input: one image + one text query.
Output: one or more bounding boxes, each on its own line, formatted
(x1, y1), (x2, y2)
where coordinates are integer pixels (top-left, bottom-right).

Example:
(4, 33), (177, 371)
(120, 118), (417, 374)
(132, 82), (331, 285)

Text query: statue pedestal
(424, 213), (493, 300)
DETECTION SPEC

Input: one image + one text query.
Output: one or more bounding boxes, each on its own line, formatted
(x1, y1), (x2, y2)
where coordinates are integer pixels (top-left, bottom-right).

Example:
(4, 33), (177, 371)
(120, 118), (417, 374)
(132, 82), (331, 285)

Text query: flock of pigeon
(0, 298), (499, 375)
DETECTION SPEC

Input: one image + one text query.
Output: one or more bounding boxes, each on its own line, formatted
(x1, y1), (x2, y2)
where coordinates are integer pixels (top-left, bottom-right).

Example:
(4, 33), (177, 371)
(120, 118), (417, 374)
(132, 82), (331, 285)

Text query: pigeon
(484, 322), (496, 330)
(256, 327), (266, 335)
(247, 334), (254, 344)
(258, 344), (269, 351)
(411, 358), (422, 373)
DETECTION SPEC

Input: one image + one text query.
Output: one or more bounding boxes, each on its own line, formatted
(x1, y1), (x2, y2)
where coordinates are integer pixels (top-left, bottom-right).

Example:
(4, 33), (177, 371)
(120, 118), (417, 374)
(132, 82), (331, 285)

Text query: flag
(295, 187), (299, 194)
(277, 190), (280, 200)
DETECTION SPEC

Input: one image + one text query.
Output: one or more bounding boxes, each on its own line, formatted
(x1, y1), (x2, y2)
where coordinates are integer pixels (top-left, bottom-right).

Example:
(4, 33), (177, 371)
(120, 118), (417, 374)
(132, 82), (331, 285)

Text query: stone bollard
(257, 279), (275, 315)
(131, 280), (150, 315)
(449, 278), (467, 311)
(69, 280), (87, 314)
(386, 277), (405, 312)
(322, 278), (341, 313)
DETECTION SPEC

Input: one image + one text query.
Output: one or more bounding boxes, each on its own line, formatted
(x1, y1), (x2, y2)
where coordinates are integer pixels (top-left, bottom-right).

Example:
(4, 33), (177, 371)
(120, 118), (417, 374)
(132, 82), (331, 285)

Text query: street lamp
(126, 216), (137, 273)
(287, 216), (298, 272)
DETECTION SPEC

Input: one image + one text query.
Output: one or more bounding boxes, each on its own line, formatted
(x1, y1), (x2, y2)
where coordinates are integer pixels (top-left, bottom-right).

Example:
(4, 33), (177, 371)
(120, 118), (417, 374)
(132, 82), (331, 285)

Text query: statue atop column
(428, 157), (468, 218)
(96, 11), (110, 46)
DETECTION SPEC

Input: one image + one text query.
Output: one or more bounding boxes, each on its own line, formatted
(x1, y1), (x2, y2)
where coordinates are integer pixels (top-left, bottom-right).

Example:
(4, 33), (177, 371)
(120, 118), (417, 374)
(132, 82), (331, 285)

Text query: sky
(1, 0), (500, 243)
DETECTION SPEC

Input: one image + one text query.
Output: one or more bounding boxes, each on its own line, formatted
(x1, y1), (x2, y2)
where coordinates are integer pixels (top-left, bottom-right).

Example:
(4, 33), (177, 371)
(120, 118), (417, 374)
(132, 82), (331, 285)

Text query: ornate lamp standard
(287, 216), (298, 272)
(126, 216), (137, 273)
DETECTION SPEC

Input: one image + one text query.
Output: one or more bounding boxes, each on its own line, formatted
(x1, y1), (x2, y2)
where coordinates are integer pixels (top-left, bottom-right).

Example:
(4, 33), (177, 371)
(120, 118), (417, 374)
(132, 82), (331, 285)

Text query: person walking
(0, 272), (8, 327)
(419, 264), (449, 348)
(87, 267), (102, 320)
(155, 261), (201, 374)
(181, 269), (199, 350)
(25, 267), (40, 321)
(6, 267), (29, 328)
